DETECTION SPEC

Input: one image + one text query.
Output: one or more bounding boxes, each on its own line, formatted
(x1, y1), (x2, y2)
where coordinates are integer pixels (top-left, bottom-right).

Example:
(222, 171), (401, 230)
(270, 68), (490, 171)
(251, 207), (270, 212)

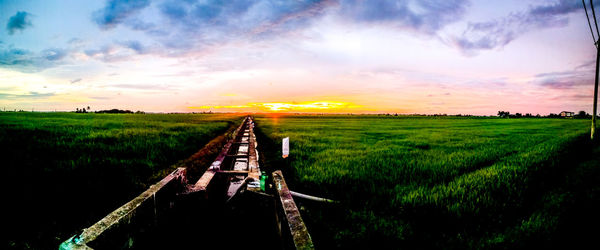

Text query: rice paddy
(253, 115), (600, 248)
(0, 112), (243, 249)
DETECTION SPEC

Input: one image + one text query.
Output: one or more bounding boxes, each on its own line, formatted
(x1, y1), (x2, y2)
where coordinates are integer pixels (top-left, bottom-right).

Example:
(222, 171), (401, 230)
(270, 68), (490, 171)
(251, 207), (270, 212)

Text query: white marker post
(282, 137), (289, 158)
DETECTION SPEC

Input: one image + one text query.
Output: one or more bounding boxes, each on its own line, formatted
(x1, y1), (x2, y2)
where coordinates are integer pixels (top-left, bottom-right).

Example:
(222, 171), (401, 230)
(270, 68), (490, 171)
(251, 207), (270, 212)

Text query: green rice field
(2, 112), (599, 249)
(253, 115), (600, 249)
(0, 112), (243, 249)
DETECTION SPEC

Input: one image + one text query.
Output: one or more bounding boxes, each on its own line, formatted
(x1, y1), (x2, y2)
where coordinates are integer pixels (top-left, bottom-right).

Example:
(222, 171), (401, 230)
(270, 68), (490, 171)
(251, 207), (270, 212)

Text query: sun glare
(188, 101), (358, 112)
(256, 102), (350, 111)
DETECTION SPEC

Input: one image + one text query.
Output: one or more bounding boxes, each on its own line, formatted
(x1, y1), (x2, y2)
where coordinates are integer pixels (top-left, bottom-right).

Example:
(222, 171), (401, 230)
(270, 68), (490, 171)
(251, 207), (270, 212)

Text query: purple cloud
(338, 0), (468, 34)
(535, 65), (594, 89)
(453, 0), (582, 54)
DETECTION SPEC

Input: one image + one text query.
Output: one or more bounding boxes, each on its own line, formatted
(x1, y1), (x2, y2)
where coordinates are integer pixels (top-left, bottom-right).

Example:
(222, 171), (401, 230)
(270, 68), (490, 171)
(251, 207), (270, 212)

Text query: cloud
(42, 48), (67, 61)
(144, 0), (332, 54)
(108, 83), (176, 90)
(0, 47), (33, 66)
(143, 0), (469, 56)
(84, 0), (471, 59)
(6, 11), (32, 35)
(157, 0), (326, 35)
(84, 41), (148, 62)
(70, 78), (82, 84)
(453, 0), (581, 54)
(337, 0), (468, 34)
(0, 45), (69, 72)
(119, 40), (145, 53)
(125, 18), (156, 31)
(0, 91), (54, 99)
(93, 0), (150, 29)
(90, 96), (113, 100)
(535, 64), (594, 89)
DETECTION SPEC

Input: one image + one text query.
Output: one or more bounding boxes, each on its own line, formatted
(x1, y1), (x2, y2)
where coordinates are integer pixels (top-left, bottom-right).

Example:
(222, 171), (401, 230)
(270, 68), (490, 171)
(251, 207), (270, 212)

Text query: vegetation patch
(253, 114), (600, 249)
(0, 112), (243, 249)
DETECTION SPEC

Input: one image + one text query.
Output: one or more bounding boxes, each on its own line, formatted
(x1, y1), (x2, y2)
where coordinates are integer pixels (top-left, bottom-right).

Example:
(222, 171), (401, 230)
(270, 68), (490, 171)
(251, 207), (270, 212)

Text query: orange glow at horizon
(188, 101), (361, 112)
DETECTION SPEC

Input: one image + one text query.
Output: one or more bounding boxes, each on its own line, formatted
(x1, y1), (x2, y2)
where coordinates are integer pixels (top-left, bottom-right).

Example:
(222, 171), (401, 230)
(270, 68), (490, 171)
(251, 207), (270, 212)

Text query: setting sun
(2, 1), (599, 249)
(189, 101), (360, 112)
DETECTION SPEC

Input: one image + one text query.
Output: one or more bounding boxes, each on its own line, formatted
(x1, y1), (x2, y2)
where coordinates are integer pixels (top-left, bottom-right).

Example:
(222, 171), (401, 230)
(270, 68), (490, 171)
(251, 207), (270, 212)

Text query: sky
(0, 0), (596, 115)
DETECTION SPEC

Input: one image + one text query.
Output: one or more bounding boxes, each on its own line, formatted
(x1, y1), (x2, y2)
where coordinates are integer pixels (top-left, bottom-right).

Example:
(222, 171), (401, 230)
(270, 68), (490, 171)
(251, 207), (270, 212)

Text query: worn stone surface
(188, 117), (249, 192)
(60, 168), (187, 249)
(272, 170), (315, 250)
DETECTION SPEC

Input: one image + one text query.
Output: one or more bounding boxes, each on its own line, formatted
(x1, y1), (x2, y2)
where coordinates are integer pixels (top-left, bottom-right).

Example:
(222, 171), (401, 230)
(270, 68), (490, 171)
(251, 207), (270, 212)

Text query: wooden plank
(272, 170), (314, 250)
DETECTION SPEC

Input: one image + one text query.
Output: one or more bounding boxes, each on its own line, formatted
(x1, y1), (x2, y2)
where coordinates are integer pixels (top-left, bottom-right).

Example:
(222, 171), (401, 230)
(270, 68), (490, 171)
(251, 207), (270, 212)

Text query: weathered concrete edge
(272, 170), (315, 250)
(59, 167), (187, 250)
(247, 118), (260, 181)
(189, 117), (249, 192)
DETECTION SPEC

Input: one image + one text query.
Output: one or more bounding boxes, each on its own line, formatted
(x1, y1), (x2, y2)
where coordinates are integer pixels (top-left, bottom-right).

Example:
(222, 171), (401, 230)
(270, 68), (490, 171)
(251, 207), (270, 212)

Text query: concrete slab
(234, 161), (248, 171)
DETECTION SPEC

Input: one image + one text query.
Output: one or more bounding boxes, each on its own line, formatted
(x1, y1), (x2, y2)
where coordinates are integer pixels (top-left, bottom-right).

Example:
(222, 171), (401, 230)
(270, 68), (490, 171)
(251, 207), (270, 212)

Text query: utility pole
(593, 40), (599, 140)
(584, 0), (600, 140)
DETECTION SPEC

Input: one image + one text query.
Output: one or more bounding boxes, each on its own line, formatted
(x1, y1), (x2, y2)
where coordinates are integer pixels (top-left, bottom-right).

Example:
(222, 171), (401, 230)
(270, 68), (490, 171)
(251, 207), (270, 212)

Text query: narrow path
(60, 116), (283, 249)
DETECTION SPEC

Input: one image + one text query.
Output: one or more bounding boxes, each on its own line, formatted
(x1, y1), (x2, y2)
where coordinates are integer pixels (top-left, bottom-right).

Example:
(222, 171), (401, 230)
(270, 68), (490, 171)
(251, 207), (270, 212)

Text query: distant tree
(575, 110), (590, 119)
(95, 109), (134, 114)
(497, 111), (510, 118)
(515, 113), (522, 118)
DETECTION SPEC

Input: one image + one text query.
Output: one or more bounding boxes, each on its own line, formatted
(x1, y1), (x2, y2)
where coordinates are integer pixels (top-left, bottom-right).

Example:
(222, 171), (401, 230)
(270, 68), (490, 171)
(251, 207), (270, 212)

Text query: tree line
(497, 111), (592, 119)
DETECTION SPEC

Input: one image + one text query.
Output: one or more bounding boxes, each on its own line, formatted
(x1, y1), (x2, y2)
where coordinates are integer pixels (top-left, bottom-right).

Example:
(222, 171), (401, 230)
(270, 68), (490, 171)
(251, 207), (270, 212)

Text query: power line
(583, 0), (597, 45)
(590, 0), (600, 41)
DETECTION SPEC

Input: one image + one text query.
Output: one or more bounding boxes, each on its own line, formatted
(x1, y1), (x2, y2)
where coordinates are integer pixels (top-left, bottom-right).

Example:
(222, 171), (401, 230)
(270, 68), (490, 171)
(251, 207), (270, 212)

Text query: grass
(0, 112), (243, 249)
(253, 115), (600, 249)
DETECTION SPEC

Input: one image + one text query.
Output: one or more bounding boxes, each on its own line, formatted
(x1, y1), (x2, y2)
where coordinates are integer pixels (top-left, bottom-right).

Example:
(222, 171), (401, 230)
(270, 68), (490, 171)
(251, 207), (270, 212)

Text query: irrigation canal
(59, 116), (314, 250)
